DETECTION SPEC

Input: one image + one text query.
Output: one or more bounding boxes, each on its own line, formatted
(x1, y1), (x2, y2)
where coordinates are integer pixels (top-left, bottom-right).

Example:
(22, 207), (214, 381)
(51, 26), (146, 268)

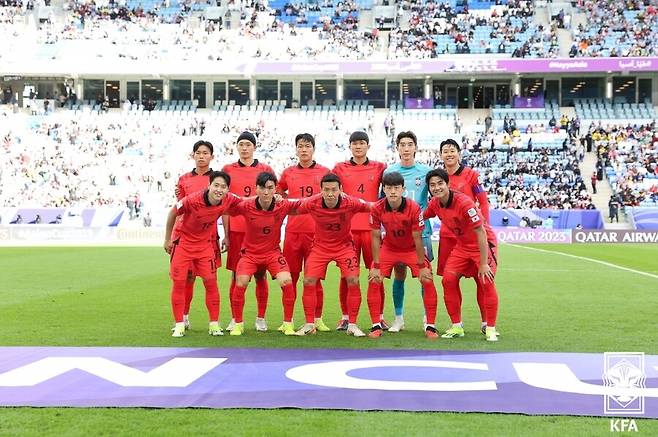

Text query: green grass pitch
(1, 243), (657, 436)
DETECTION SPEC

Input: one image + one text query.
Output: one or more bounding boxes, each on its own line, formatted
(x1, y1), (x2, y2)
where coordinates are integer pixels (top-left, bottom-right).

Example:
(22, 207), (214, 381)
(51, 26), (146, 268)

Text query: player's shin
(441, 273), (463, 324)
(281, 283), (296, 323)
(378, 282), (385, 319)
(255, 276), (269, 318)
(475, 279), (487, 323)
(302, 283), (317, 324)
(366, 281), (382, 325)
(232, 285), (247, 323)
(171, 280), (187, 323)
(347, 283), (362, 324)
(314, 281), (324, 318)
(202, 277), (220, 322)
(183, 279), (194, 316)
(392, 278), (405, 316)
(421, 279), (438, 326)
(482, 281), (498, 328)
(339, 278), (349, 317)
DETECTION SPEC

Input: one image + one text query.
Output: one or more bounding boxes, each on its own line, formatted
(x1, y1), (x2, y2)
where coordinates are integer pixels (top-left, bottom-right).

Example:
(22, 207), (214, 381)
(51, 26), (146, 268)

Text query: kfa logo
(603, 352), (645, 415)
(415, 177), (421, 187)
(609, 419), (638, 432)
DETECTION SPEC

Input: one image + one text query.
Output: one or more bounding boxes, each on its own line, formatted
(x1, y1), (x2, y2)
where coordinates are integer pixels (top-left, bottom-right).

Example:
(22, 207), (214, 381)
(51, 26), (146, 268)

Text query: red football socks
(202, 278), (219, 322)
(255, 276), (269, 318)
(302, 283), (317, 323)
(281, 282), (296, 323)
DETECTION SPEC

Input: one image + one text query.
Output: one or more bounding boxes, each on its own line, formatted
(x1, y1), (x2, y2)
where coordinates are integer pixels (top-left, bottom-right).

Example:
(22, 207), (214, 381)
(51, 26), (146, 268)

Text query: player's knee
(200, 276), (216, 284)
(303, 277), (317, 287)
(278, 274), (292, 286)
(235, 276), (250, 288)
(441, 273), (459, 288)
(345, 276), (359, 286)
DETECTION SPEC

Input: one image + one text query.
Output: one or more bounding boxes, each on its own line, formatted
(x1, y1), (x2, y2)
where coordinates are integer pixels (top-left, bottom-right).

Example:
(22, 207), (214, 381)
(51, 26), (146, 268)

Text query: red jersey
(297, 193), (370, 250)
(222, 159), (275, 233)
(172, 168), (213, 239)
(176, 168), (213, 201)
(175, 191), (241, 248)
(332, 158), (386, 231)
(447, 164), (489, 218)
(424, 191), (495, 253)
(370, 197), (425, 252)
(277, 161), (330, 233)
(229, 198), (300, 254)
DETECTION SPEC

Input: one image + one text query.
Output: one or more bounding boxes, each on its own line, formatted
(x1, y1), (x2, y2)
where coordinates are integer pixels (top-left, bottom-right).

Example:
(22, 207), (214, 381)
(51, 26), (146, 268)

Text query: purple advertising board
(513, 95), (545, 109)
(250, 57), (658, 76)
(404, 97), (434, 109)
(0, 347), (656, 417)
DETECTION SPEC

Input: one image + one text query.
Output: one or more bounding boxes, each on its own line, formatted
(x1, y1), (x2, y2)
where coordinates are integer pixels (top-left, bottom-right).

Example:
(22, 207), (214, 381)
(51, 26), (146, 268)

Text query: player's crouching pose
(366, 172), (439, 339)
(228, 172), (301, 336)
(164, 171), (240, 338)
(424, 169), (500, 342)
(295, 173), (371, 337)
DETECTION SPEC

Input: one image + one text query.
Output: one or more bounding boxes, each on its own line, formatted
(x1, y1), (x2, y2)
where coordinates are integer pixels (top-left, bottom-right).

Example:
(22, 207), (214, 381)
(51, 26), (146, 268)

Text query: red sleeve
(460, 200), (483, 232)
(229, 199), (247, 216)
(176, 194), (195, 216)
(369, 206), (381, 230)
(410, 202), (425, 232)
(295, 197), (313, 214)
(469, 170), (490, 221)
(276, 168), (289, 195)
(355, 197), (370, 213)
(283, 198), (303, 214)
(423, 199), (437, 219)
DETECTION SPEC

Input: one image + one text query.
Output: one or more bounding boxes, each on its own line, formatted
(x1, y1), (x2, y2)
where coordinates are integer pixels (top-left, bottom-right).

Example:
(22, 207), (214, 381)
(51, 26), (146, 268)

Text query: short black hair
(440, 138), (460, 153)
(425, 168), (449, 186)
(382, 171), (405, 187)
(209, 170), (230, 186)
(396, 131), (417, 147)
(320, 173), (342, 187)
(256, 172), (278, 188)
(193, 140), (214, 154)
(295, 133), (315, 148)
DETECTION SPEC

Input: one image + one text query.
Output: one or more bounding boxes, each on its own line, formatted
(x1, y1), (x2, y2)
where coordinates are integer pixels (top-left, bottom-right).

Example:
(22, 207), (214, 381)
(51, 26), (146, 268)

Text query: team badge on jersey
(415, 177), (421, 187)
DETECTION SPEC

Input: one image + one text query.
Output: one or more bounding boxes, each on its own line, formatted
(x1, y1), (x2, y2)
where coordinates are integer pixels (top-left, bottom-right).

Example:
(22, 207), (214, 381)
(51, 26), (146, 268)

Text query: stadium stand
(388, 0), (558, 58)
(571, 0), (658, 57)
(594, 123), (658, 208)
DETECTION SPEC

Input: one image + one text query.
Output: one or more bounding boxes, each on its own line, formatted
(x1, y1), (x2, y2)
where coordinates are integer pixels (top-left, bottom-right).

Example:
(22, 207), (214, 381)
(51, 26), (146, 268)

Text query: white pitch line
(507, 244), (658, 280)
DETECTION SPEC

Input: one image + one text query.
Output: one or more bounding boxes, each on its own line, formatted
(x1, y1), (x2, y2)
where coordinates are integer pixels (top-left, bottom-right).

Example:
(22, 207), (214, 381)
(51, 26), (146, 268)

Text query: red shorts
(283, 232), (314, 273)
(170, 243), (218, 281)
(351, 230), (373, 267)
(236, 249), (290, 277)
(437, 235), (457, 276)
(226, 231), (245, 272)
(304, 241), (360, 280)
(377, 248), (432, 278)
(443, 242), (498, 278)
